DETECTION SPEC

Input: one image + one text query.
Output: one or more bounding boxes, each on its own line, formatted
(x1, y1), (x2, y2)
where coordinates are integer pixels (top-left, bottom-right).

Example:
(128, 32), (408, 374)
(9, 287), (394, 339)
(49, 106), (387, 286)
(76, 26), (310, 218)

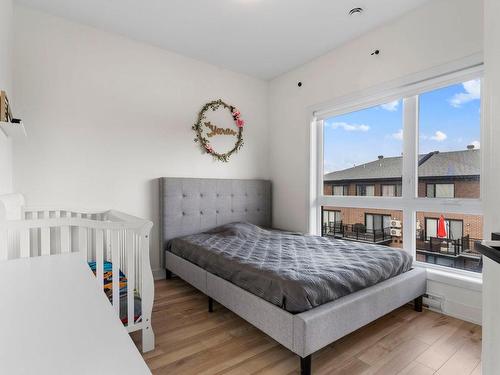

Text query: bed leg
(414, 295), (423, 312)
(166, 269), (172, 279)
(208, 297), (214, 313)
(300, 355), (311, 375)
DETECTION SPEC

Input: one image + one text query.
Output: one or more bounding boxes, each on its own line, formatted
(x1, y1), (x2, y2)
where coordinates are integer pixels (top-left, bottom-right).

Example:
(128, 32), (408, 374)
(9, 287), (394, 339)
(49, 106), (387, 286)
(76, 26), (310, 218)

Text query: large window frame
(310, 64), (484, 278)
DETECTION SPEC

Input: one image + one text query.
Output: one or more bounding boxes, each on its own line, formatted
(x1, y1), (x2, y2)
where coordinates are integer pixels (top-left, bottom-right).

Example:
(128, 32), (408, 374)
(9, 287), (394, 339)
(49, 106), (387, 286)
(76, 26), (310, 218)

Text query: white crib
(0, 194), (155, 353)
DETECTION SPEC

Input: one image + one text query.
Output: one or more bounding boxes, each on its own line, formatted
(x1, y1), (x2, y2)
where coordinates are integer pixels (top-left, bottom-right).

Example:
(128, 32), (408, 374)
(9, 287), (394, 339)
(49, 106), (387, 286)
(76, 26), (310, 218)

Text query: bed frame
(160, 178), (426, 374)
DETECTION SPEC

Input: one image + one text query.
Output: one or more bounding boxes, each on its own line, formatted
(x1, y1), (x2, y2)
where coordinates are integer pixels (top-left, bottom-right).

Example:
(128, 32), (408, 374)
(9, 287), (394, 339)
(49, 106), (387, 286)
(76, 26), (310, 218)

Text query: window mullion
(402, 96), (418, 256)
(310, 118), (323, 235)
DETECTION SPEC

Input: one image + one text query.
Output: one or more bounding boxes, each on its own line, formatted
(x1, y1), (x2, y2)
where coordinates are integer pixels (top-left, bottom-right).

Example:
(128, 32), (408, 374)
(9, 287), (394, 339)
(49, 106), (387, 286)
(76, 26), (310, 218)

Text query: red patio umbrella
(437, 215), (447, 238)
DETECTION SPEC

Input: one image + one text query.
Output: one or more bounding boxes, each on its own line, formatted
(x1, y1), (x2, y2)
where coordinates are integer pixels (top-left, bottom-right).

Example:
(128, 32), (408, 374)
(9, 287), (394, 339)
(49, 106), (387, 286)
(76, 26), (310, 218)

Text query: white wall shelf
(0, 121), (27, 138)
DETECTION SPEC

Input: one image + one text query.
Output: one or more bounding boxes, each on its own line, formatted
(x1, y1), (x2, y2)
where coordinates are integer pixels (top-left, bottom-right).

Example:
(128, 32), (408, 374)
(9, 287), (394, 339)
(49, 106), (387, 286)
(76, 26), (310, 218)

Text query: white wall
(268, 0), (484, 323)
(12, 6), (269, 276)
(0, 0), (13, 194)
(481, 0), (500, 372)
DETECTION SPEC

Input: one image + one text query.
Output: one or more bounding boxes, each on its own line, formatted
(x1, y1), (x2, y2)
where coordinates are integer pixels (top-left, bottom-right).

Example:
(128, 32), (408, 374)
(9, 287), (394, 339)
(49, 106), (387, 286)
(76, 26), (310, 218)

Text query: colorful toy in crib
(88, 261), (128, 302)
(88, 261), (142, 325)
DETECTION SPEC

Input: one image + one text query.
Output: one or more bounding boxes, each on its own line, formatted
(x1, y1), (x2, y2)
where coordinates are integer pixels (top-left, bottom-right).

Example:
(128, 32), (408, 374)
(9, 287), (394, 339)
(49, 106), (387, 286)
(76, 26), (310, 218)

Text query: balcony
(322, 221), (392, 245)
(416, 232), (482, 272)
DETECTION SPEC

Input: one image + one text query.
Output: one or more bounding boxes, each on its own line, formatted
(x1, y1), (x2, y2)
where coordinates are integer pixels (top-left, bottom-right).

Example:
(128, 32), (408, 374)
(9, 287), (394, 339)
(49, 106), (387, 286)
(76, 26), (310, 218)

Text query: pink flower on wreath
(236, 118), (245, 128)
(232, 109), (241, 119)
(205, 144), (213, 153)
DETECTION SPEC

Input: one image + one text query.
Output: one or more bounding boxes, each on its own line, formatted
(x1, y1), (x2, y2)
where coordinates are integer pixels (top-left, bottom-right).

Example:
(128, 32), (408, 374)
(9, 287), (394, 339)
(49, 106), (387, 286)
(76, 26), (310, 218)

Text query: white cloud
(430, 131), (447, 142)
(380, 100), (399, 112)
(470, 140), (480, 149)
(449, 79), (481, 108)
(330, 122), (370, 132)
(391, 129), (403, 140)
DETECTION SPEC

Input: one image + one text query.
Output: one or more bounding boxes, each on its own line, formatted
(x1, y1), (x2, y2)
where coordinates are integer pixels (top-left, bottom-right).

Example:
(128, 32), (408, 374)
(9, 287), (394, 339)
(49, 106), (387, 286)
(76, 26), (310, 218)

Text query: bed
(160, 178), (426, 374)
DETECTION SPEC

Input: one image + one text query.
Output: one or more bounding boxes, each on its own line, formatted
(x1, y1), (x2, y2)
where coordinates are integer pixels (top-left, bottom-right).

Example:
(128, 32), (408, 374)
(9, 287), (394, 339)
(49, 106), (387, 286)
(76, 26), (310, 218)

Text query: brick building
(322, 147), (482, 272)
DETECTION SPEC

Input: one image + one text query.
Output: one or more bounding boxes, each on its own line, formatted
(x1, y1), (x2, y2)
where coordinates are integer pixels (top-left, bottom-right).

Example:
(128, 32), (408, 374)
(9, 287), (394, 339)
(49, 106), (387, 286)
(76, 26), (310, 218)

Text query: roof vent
(378, 155), (384, 160)
(348, 7), (364, 16)
(467, 144), (475, 150)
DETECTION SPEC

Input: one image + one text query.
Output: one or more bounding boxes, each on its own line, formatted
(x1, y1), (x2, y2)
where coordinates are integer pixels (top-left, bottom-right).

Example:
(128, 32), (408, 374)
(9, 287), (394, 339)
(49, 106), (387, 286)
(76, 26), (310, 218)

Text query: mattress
(167, 222), (413, 313)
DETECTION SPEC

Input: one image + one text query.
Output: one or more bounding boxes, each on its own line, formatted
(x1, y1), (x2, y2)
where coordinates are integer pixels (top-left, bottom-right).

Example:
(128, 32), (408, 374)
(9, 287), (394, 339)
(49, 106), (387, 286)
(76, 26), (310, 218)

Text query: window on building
(365, 213), (391, 233)
(356, 185), (375, 196)
(316, 70), (483, 274)
(333, 185), (348, 196)
(323, 209), (342, 225)
(382, 184), (402, 197)
(425, 217), (463, 239)
(426, 183), (455, 198)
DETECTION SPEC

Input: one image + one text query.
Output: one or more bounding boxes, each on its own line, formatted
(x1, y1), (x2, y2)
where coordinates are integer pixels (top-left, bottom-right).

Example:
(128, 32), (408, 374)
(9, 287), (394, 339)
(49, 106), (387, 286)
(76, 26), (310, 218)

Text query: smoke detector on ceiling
(349, 7), (364, 16)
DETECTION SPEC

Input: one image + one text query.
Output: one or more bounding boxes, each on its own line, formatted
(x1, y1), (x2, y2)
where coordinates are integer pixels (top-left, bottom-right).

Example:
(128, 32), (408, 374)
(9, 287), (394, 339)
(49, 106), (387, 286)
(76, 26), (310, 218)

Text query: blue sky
(323, 80), (481, 173)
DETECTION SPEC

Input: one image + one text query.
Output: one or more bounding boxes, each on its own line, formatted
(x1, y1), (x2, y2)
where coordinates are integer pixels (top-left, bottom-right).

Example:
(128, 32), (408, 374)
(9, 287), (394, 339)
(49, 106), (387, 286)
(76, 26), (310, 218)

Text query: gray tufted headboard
(159, 178), (272, 251)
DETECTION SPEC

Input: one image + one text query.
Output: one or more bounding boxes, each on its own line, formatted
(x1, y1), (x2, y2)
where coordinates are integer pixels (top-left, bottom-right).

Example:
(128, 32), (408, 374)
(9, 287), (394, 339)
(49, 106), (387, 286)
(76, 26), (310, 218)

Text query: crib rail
(0, 208), (155, 351)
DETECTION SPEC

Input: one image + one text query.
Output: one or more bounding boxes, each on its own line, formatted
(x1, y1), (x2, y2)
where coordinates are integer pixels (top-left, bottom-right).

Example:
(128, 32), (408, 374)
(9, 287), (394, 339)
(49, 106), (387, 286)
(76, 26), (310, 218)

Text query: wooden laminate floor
(132, 278), (482, 375)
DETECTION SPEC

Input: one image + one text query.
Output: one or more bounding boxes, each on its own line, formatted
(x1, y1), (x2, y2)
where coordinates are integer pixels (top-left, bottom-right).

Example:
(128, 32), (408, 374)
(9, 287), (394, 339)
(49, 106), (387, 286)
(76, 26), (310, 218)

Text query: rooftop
(324, 149), (480, 182)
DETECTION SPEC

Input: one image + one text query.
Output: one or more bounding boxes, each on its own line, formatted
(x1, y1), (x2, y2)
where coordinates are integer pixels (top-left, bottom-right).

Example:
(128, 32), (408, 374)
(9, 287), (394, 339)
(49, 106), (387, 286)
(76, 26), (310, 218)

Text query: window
(356, 184), (375, 196)
(323, 100), (403, 196)
(315, 68), (483, 274)
(426, 183), (454, 198)
(323, 209), (342, 225)
(333, 185), (348, 196)
(382, 184), (402, 197)
(425, 217), (463, 239)
(418, 80), (481, 199)
(365, 213), (391, 233)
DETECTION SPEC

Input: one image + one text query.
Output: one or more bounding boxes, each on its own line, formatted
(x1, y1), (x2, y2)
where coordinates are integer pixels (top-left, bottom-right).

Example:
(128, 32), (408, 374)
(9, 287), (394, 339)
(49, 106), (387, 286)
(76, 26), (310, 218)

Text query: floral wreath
(192, 99), (245, 162)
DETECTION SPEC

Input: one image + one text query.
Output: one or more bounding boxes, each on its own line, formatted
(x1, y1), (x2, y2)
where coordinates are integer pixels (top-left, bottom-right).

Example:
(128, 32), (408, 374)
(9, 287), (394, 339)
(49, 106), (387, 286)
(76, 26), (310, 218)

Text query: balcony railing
(415, 233), (481, 259)
(322, 221), (392, 244)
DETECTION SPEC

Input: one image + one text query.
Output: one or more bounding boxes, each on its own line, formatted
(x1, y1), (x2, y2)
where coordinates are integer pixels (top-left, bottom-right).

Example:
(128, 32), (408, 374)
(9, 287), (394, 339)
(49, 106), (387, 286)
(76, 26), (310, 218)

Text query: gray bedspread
(167, 222), (413, 313)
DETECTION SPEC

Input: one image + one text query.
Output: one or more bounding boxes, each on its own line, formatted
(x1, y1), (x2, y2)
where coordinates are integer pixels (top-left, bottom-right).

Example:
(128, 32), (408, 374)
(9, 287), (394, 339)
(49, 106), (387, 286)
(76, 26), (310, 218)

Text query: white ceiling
(15, 0), (431, 79)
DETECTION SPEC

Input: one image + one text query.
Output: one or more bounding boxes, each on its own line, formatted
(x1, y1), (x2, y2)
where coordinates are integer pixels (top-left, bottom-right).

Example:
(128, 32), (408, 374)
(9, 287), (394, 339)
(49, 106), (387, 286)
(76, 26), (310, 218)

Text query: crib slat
(40, 210), (50, 256)
(111, 230), (120, 316)
(79, 227), (88, 260)
(126, 231), (135, 327)
(41, 227), (50, 256)
(61, 226), (70, 253)
(0, 229), (7, 260)
(19, 228), (30, 258)
(60, 212), (70, 253)
(96, 229), (104, 291)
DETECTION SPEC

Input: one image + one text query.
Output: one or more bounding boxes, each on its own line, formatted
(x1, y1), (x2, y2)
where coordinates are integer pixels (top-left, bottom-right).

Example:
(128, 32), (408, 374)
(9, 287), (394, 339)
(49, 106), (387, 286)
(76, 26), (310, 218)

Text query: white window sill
(414, 262), (482, 292)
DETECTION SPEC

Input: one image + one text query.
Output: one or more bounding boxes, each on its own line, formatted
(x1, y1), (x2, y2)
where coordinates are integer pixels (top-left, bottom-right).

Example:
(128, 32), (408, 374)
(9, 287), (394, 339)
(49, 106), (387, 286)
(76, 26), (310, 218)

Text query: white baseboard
(442, 300), (482, 325)
(424, 268), (483, 325)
